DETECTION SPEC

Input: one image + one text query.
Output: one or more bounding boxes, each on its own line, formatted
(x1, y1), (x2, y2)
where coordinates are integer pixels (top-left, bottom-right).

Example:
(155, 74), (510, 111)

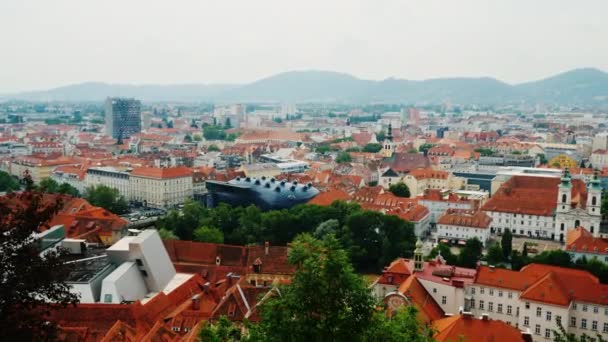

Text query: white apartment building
(482, 170), (602, 242)
(436, 209), (492, 246)
(401, 168), (466, 197)
(129, 167), (193, 208)
(466, 264), (608, 342)
(590, 149), (608, 169)
(417, 189), (475, 224)
(83, 166), (194, 208)
(85, 167), (132, 199)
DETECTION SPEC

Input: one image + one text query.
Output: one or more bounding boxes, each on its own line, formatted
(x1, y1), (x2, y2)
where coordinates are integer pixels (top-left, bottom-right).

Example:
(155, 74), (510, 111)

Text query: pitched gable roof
(433, 315), (525, 342)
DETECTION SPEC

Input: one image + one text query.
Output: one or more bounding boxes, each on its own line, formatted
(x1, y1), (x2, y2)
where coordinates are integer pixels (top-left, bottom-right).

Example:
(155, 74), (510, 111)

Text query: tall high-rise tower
(105, 98), (142, 140)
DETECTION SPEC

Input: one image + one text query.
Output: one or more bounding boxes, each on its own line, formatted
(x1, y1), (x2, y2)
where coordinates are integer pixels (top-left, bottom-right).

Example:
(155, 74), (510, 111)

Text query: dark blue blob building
(205, 176), (320, 210)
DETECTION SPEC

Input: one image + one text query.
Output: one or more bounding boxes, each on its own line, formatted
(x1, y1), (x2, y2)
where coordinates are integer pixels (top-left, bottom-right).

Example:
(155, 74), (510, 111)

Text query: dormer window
(387, 275), (394, 284)
(215, 256), (221, 266)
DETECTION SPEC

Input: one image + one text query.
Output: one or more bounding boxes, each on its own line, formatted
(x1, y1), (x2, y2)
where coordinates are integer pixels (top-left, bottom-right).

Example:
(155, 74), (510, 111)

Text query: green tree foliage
(314, 219), (339, 239)
(194, 226), (224, 243)
(376, 130), (386, 142)
(363, 306), (436, 342)
(458, 238), (483, 268)
(203, 125), (228, 140)
(336, 151), (352, 163)
(250, 234), (376, 341)
(418, 143), (436, 154)
(39, 178), (80, 197)
(193, 133), (203, 141)
(199, 315), (241, 342)
(84, 185), (128, 214)
(0, 192), (79, 340)
(315, 144), (338, 154)
(208, 144), (221, 152)
(474, 148), (495, 156)
(362, 143), (382, 153)
(184, 134), (193, 143)
(501, 229), (513, 260)
(157, 201), (416, 272)
(552, 319), (607, 342)
(427, 242), (458, 265)
(0, 170), (20, 192)
(486, 242), (504, 265)
(389, 182), (410, 198)
(157, 228), (178, 240)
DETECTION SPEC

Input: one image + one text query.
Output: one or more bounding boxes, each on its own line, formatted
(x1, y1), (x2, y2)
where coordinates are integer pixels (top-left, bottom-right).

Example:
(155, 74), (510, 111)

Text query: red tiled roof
(433, 315), (525, 342)
(396, 276), (444, 323)
(130, 166), (192, 179)
(565, 226), (608, 255)
(475, 264), (608, 306)
(481, 176), (587, 216)
(386, 153), (430, 173)
(407, 168), (449, 180)
(163, 240), (295, 283)
(437, 209), (491, 229)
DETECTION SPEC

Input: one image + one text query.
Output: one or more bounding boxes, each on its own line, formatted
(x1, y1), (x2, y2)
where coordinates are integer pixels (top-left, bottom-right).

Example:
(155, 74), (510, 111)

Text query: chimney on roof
(265, 241), (269, 256)
(191, 294), (201, 310)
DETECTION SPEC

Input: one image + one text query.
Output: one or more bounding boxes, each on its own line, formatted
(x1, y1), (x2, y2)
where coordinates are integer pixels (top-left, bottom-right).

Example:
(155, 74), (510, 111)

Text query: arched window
(560, 223), (565, 231)
(592, 196), (597, 206)
(575, 220), (580, 227)
(590, 226), (594, 233)
(562, 194), (567, 203)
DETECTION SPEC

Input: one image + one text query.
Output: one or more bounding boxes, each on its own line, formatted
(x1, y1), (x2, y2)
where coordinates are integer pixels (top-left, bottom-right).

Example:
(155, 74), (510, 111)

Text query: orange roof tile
(130, 166), (192, 179)
(396, 276), (444, 323)
(565, 226), (608, 255)
(437, 209), (491, 229)
(433, 315), (525, 342)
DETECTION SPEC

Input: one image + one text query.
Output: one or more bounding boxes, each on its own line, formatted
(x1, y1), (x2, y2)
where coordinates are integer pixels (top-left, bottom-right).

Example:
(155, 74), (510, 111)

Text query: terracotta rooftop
(396, 276), (444, 323)
(130, 166), (193, 179)
(433, 314), (526, 342)
(307, 188), (351, 206)
(407, 168), (449, 180)
(475, 264), (608, 306)
(437, 209), (492, 229)
(481, 175), (587, 216)
(565, 226), (608, 256)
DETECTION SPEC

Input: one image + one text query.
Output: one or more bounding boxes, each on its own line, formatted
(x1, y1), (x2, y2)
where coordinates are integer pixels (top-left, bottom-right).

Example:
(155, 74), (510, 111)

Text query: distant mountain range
(4, 68), (608, 107)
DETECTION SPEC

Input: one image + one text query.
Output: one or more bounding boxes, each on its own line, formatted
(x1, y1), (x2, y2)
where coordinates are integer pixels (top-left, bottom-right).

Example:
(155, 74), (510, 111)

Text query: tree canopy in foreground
(0, 192), (79, 340)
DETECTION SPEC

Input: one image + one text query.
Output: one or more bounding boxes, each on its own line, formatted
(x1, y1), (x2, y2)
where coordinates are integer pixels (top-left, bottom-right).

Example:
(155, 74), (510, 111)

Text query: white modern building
(67, 230), (196, 305)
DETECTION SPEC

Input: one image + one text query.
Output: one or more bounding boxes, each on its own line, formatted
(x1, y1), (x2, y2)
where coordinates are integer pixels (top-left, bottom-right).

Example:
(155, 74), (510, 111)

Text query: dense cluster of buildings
(372, 242), (608, 342)
(3, 99), (608, 341)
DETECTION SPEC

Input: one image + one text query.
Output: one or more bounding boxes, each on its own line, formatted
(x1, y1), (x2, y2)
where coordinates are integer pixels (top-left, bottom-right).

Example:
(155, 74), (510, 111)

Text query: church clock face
(387, 295), (405, 310)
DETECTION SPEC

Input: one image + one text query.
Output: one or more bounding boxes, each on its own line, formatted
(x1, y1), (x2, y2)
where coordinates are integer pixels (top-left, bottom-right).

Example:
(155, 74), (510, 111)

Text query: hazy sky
(1, 0), (607, 92)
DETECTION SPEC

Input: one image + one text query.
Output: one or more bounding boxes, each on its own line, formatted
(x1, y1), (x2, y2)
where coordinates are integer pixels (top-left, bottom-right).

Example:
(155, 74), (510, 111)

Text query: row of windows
(569, 317), (607, 332)
(474, 300), (514, 315)
(470, 287), (513, 298)
(571, 303), (607, 315)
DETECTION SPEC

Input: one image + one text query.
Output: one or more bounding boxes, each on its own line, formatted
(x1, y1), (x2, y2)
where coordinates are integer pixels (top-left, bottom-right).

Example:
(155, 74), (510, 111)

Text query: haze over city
(1, 0), (608, 92)
(3, 2), (608, 342)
